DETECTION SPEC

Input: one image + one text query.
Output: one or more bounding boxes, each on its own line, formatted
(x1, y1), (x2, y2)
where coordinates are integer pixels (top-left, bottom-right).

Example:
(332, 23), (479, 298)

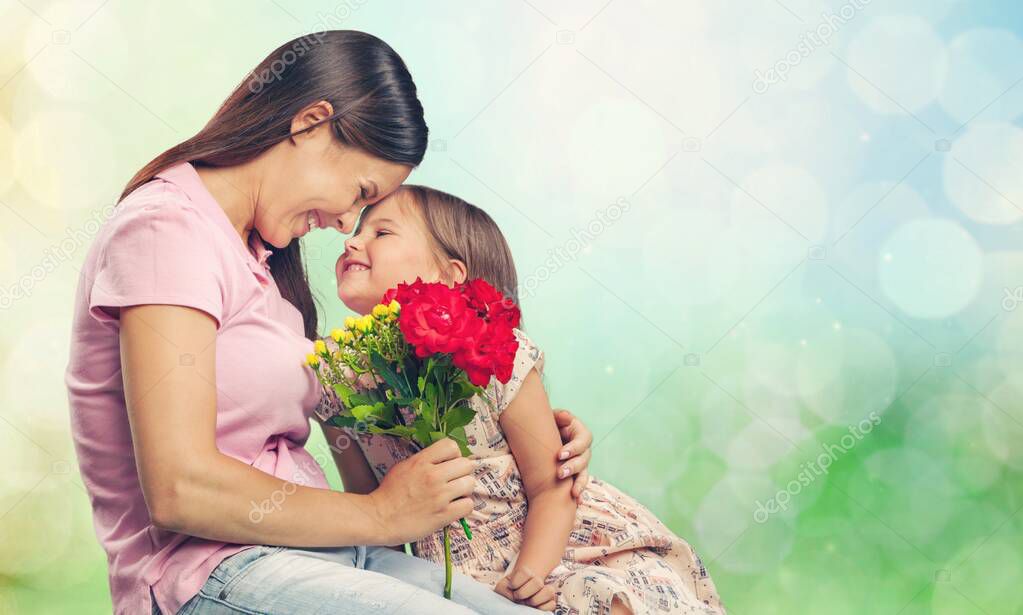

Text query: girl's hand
(553, 409), (593, 501)
(494, 565), (557, 611)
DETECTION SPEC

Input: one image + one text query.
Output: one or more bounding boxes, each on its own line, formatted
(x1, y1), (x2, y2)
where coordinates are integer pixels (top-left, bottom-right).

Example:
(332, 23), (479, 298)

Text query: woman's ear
(290, 100), (335, 139)
(447, 259), (468, 284)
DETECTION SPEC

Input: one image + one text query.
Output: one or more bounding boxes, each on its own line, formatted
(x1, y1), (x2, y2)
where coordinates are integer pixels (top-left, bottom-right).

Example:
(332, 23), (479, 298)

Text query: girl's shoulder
(487, 328), (545, 414)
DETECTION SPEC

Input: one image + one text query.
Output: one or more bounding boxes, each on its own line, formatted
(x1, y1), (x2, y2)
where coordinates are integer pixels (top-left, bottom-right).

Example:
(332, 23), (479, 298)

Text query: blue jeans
(175, 545), (538, 614)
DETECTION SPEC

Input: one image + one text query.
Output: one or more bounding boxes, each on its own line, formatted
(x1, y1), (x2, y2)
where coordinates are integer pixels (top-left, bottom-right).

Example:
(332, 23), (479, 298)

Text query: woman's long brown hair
(120, 30), (428, 338)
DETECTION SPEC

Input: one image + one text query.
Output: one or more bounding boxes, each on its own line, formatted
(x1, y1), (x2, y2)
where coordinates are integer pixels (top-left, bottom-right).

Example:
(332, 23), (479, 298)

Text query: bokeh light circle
(22, 19), (105, 104)
(732, 164), (829, 243)
(802, 329), (897, 425)
(3, 318), (73, 429)
(0, 235), (17, 292)
(846, 16), (947, 114)
(931, 540), (1023, 614)
(725, 418), (809, 471)
(944, 122), (1023, 225)
(939, 29), (1023, 125)
(878, 219), (982, 319)
(905, 393), (1003, 494)
(693, 472), (795, 574)
(0, 116), (15, 196)
(995, 307), (1023, 392)
(981, 380), (1023, 471)
(741, 293), (842, 402)
(13, 110), (122, 212)
(0, 475), (75, 578)
(862, 447), (960, 546)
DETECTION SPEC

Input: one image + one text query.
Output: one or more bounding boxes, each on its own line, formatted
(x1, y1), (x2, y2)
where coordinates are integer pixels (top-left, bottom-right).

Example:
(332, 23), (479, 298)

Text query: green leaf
(402, 356), (420, 393)
(412, 418), (434, 448)
(371, 351), (410, 398)
(333, 382), (354, 407)
(423, 384), (437, 426)
(449, 426), (472, 457)
(368, 425), (416, 439)
(446, 382), (476, 407)
(444, 404), (476, 432)
(377, 402), (396, 424)
(327, 415), (358, 429)
(349, 393), (375, 407)
(349, 404), (376, 421)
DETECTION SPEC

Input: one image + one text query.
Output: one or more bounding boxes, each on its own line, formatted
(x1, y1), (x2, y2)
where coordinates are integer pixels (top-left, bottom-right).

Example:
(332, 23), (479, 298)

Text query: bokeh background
(2, 0), (1022, 613)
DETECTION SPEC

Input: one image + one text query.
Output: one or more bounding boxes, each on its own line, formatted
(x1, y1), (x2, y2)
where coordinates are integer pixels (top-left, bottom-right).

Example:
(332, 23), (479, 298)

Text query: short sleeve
(89, 199), (225, 326)
(311, 336), (349, 424)
(313, 385), (343, 424)
(491, 328), (545, 414)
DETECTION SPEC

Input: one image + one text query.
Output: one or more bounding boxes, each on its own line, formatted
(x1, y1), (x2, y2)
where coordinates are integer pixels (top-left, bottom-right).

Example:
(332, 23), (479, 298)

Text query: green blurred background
(2, 0), (1022, 613)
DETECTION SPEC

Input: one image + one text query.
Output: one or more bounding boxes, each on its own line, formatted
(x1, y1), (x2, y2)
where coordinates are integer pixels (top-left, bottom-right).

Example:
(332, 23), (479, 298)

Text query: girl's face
(255, 102), (412, 248)
(336, 192), (460, 314)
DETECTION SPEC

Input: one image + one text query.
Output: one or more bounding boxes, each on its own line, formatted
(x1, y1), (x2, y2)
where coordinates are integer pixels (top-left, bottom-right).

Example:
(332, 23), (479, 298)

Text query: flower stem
(459, 517), (472, 540)
(443, 525), (453, 599)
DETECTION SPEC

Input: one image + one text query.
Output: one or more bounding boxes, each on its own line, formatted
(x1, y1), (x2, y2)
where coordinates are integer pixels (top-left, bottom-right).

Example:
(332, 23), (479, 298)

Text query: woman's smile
(302, 209), (330, 236)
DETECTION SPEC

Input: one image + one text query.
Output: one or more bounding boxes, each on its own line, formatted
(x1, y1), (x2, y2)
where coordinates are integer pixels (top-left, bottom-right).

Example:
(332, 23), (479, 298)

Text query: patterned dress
(315, 330), (725, 615)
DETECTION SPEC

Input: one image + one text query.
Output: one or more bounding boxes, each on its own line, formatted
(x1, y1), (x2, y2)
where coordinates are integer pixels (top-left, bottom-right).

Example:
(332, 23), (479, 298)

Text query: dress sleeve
(313, 385), (344, 424)
(312, 336), (344, 423)
(491, 328), (545, 414)
(88, 200), (226, 326)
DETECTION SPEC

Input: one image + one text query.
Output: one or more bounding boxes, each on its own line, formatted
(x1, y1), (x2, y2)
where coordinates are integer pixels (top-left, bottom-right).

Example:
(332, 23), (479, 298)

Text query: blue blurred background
(1, 1), (1022, 613)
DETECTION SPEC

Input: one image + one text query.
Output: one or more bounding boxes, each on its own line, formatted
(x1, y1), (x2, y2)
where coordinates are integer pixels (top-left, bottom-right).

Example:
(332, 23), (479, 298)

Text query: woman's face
(254, 102), (412, 248)
(336, 193), (453, 315)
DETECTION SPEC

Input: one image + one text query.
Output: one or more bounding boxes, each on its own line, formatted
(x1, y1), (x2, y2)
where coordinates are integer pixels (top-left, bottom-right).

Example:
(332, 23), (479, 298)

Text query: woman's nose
(338, 210), (360, 234)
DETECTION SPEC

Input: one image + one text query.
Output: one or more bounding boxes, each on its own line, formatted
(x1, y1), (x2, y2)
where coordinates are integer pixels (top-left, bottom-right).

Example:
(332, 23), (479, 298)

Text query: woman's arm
(121, 304), (475, 547)
(552, 409), (592, 500)
(319, 424), (380, 495)
(319, 424), (415, 551)
(494, 370), (577, 608)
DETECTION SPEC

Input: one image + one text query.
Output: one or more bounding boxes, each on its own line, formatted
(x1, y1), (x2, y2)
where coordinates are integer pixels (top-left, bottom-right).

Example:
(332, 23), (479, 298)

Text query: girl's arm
(320, 423), (413, 551)
(319, 424), (380, 495)
(497, 369), (578, 589)
(120, 304), (476, 547)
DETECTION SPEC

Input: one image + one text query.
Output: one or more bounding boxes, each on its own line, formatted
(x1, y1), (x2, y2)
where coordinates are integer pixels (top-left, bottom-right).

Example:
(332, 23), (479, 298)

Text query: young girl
(316, 186), (726, 615)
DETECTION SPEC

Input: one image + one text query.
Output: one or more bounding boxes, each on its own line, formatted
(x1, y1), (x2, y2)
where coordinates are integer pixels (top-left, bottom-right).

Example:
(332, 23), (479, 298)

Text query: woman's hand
(553, 410), (593, 501)
(367, 438), (476, 545)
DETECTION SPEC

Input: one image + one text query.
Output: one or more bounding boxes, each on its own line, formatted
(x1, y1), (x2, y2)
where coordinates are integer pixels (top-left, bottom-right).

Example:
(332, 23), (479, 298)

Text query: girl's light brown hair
(398, 185), (520, 306)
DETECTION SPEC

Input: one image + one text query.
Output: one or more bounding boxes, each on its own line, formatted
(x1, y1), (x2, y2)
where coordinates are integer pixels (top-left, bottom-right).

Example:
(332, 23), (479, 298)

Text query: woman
(65, 31), (594, 615)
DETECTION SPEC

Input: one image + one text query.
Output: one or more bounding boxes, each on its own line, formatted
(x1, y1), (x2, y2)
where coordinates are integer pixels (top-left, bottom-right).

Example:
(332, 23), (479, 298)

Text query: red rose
(382, 278), (428, 306)
(398, 280), (485, 358)
(453, 322), (520, 385)
(463, 278), (521, 330)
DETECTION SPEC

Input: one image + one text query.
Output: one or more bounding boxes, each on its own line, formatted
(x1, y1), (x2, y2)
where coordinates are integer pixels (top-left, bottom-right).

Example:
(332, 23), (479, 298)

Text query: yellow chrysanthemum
(314, 339), (327, 355)
(388, 300), (400, 315)
(372, 304), (390, 319)
(330, 328), (344, 343)
(344, 316), (358, 330)
(342, 330), (355, 344)
(305, 354), (320, 368)
(357, 315), (374, 333)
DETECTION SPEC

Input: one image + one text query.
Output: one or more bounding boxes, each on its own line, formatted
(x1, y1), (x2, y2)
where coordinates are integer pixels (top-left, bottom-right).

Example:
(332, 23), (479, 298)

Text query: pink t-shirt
(65, 162), (329, 615)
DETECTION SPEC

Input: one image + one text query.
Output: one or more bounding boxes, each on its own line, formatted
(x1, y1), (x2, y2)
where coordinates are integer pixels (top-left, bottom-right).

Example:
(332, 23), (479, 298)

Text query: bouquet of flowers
(306, 277), (521, 599)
